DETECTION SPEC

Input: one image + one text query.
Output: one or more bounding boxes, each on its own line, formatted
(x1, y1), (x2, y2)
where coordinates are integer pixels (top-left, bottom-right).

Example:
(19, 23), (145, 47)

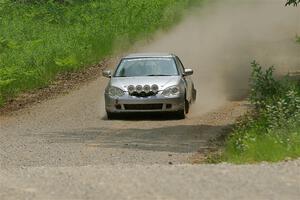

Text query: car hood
(110, 76), (181, 91)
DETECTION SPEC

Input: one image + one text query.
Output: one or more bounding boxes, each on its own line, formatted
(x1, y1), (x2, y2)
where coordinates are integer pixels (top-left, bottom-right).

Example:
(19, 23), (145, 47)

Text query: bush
(223, 61), (300, 163)
(250, 61), (300, 130)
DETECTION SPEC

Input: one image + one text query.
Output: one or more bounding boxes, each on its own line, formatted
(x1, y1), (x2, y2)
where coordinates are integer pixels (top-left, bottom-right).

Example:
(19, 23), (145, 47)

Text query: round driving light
(151, 84), (159, 93)
(143, 85), (151, 93)
(128, 85), (135, 94)
(136, 85), (143, 93)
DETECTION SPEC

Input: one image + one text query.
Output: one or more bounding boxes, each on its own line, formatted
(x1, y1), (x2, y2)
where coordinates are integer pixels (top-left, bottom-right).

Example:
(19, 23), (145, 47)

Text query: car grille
(124, 104), (163, 110)
(130, 91), (156, 97)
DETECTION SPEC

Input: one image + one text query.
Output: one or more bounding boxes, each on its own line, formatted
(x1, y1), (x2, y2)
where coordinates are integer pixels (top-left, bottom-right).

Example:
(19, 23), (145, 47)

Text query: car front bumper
(105, 92), (185, 113)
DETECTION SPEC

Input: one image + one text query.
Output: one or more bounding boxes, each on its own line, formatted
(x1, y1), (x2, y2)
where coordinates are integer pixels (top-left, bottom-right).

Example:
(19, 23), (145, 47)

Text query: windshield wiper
(147, 74), (170, 76)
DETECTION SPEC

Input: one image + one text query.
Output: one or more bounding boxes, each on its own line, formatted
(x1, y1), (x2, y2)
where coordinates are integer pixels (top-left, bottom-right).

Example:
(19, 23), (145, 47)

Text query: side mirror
(102, 70), (112, 78)
(184, 69), (193, 76)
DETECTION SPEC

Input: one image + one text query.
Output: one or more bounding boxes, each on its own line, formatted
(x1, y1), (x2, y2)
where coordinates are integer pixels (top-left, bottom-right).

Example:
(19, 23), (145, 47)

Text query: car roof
(123, 53), (175, 59)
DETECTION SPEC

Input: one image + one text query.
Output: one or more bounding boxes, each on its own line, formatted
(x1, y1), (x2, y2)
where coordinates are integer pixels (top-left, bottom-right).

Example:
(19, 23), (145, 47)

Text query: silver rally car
(103, 53), (196, 119)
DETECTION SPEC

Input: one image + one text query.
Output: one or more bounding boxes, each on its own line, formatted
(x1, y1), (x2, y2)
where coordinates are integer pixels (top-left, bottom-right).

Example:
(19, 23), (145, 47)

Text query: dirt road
(1, 0), (300, 199)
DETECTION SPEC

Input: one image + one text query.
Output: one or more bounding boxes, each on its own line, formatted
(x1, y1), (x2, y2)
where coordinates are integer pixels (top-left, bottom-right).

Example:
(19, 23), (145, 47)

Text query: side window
(175, 56), (185, 74)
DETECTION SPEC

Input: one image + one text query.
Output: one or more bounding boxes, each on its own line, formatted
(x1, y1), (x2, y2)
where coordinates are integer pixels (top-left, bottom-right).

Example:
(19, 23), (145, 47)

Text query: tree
(286, 0), (300, 6)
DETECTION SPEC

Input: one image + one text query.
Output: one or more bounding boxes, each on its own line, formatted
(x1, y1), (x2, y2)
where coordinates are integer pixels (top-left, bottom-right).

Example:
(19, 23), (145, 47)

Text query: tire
(185, 99), (190, 114)
(176, 109), (185, 119)
(192, 88), (197, 102)
(176, 99), (189, 119)
(107, 112), (117, 120)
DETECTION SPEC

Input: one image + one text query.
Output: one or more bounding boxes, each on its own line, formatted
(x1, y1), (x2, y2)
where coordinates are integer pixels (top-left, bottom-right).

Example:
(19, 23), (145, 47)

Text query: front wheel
(107, 112), (118, 120)
(176, 99), (189, 119)
(192, 88), (197, 103)
(176, 110), (185, 119)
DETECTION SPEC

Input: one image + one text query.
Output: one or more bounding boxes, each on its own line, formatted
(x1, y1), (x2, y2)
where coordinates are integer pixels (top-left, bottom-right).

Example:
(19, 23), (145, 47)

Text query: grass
(0, 0), (203, 107)
(223, 123), (300, 163)
(220, 62), (300, 164)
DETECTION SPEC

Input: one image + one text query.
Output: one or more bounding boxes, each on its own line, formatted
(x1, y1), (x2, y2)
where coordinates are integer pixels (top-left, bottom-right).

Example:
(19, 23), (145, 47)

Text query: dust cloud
(131, 0), (300, 116)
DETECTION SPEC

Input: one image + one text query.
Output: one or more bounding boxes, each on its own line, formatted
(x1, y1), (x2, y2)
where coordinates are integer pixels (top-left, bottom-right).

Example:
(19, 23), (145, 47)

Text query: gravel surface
(0, 77), (247, 168)
(1, 161), (300, 200)
(1, 76), (299, 200)
(1, 0), (300, 199)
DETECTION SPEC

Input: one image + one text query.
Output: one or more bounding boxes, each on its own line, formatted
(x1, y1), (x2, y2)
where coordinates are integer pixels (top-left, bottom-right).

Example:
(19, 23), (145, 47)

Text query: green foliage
(0, 0), (200, 104)
(249, 61), (280, 109)
(223, 62), (300, 163)
(286, 0), (300, 6)
(224, 126), (300, 163)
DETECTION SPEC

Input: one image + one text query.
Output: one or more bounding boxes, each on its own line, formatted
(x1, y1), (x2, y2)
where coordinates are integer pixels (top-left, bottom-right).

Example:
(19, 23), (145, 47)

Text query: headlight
(162, 85), (180, 97)
(108, 86), (125, 97)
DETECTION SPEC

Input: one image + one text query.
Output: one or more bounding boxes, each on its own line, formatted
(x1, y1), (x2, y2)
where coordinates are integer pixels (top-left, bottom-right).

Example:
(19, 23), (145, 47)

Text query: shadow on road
(101, 112), (188, 121)
(38, 124), (232, 153)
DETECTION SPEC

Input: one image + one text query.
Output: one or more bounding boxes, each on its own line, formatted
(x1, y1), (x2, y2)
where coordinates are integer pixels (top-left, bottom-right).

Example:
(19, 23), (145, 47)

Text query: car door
(175, 56), (193, 101)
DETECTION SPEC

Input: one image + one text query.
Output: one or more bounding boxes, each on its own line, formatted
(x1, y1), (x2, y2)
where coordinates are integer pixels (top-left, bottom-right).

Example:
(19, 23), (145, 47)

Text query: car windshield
(114, 57), (178, 77)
